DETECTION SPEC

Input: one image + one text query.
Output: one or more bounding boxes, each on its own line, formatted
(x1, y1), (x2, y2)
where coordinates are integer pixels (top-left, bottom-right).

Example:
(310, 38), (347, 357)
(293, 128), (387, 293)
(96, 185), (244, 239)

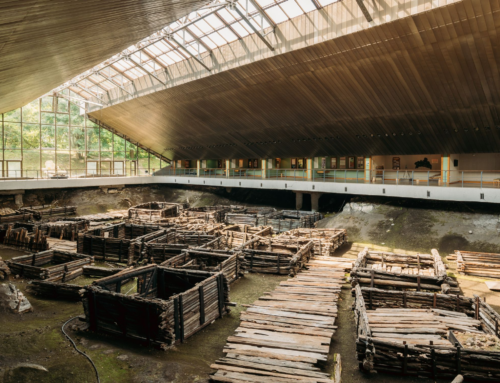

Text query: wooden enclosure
(241, 237), (314, 276)
(1, 223), (49, 252)
(128, 202), (182, 221)
(81, 265), (230, 349)
(455, 250), (500, 278)
(7, 250), (93, 280)
(225, 207), (276, 226)
(161, 249), (244, 284)
(20, 206), (77, 218)
(183, 206), (231, 223)
(280, 228), (348, 256)
(38, 218), (89, 240)
(354, 285), (500, 381)
(351, 248), (459, 293)
(29, 266), (127, 301)
(257, 210), (324, 233)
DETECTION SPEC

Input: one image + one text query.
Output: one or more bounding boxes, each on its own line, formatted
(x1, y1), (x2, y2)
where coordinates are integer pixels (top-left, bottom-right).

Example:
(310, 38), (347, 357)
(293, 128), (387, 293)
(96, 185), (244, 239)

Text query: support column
(441, 154), (449, 186)
(225, 159), (230, 178)
(196, 160), (200, 177)
(310, 192), (323, 213)
(261, 159), (267, 179)
(15, 194), (23, 206)
(295, 192), (303, 210)
(306, 158), (312, 180)
(364, 156), (372, 183)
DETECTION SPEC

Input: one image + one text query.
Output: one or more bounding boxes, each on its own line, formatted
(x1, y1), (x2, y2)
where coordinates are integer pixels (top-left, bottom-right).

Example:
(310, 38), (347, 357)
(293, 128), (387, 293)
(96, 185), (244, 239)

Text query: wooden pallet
(210, 257), (347, 382)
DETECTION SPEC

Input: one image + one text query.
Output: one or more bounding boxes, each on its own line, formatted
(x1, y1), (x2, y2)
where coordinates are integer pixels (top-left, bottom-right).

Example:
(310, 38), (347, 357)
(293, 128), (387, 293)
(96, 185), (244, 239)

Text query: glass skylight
(50, 0), (341, 102)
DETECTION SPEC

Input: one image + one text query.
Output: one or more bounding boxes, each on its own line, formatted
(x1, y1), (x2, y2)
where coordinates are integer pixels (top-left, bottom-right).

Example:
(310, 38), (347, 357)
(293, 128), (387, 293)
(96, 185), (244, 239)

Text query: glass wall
(0, 92), (164, 178)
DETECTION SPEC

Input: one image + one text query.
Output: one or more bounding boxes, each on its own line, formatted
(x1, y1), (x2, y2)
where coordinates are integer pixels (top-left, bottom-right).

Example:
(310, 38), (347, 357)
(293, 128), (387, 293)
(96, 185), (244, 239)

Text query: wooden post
(403, 342), (408, 374)
(199, 285), (205, 325)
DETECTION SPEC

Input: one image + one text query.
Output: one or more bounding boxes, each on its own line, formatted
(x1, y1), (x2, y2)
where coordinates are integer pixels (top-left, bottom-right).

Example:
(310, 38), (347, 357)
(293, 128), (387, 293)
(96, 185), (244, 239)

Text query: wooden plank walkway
(210, 257), (348, 382)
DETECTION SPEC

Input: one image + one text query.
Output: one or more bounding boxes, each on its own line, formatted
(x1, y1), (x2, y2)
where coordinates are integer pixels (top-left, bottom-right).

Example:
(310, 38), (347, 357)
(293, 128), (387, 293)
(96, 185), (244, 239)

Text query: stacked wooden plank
(455, 250), (500, 278)
(210, 256), (346, 382)
(0, 256), (11, 280)
(279, 228), (348, 256)
(7, 250), (93, 280)
(354, 286), (500, 381)
(2, 224), (49, 251)
(128, 202), (182, 221)
(351, 248), (459, 293)
(87, 222), (126, 238)
(225, 207), (276, 226)
(161, 249), (245, 284)
(81, 266), (230, 349)
(78, 210), (128, 221)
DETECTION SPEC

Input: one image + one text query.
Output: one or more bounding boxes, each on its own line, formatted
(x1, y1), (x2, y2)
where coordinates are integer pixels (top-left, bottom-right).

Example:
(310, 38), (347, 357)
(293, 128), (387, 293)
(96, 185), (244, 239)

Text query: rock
(117, 355), (129, 361)
(102, 349), (115, 355)
(0, 283), (33, 314)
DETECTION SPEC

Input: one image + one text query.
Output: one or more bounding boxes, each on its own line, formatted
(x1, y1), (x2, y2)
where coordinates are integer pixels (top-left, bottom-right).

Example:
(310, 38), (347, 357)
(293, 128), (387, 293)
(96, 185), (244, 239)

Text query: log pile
(354, 286), (500, 381)
(256, 210), (324, 233)
(2, 224), (49, 251)
(0, 256), (11, 280)
(128, 202), (182, 221)
(351, 248), (458, 294)
(81, 265), (230, 349)
(280, 228), (348, 256)
(78, 211), (128, 221)
(210, 256), (346, 382)
(161, 249), (245, 284)
(0, 212), (33, 224)
(20, 205), (77, 218)
(7, 250), (93, 280)
(225, 207), (276, 226)
(37, 219), (89, 241)
(455, 250), (500, 278)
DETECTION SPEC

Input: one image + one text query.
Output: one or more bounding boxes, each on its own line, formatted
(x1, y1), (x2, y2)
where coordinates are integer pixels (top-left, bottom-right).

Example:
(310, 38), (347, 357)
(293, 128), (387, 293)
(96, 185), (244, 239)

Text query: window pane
(57, 126), (69, 149)
(100, 151), (112, 161)
(87, 151), (99, 161)
(4, 123), (22, 149)
(71, 152), (86, 176)
(56, 113), (69, 125)
(113, 151), (125, 160)
(150, 155), (161, 172)
(22, 101), (40, 123)
(87, 127), (99, 150)
(42, 151), (56, 177)
(41, 112), (55, 124)
(100, 129), (113, 151)
(71, 127), (86, 150)
(56, 151), (70, 173)
(5, 150), (22, 160)
(41, 97), (54, 112)
(23, 124), (40, 149)
(4, 108), (21, 122)
(114, 135), (125, 151)
(23, 151), (40, 172)
(70, 103), (85, 126)
(41, 125), (55, 149)
(57, 97), (69, 113)
(126, 142), (137, 159)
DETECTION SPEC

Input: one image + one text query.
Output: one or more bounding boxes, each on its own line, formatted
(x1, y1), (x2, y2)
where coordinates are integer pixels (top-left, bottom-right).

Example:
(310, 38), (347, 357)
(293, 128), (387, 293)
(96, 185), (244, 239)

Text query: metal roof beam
(72, 83), (108, 104)
(95, 71), (134, 96)
(126, 56), (167, 85)
(169, 36), (212, 71)
(233, 6), (274, 51)
(356, 0), (373, 22)
(247, 0), (276, 29)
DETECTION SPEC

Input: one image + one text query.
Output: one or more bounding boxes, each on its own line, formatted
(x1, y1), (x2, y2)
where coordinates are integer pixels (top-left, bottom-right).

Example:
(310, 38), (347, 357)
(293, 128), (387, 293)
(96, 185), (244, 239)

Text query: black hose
(61, 316), (100, 383)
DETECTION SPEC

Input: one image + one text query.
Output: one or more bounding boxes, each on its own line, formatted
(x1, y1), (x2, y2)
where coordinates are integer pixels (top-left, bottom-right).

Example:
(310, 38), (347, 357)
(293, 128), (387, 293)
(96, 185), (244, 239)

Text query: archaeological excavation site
(3, 0), (500, 382)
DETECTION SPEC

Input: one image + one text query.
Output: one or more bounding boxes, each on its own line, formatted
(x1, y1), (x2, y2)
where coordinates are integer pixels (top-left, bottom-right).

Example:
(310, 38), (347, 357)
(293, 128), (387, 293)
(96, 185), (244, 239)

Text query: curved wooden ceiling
(0, 0), (206, 114)
(90, 0), (500, 159)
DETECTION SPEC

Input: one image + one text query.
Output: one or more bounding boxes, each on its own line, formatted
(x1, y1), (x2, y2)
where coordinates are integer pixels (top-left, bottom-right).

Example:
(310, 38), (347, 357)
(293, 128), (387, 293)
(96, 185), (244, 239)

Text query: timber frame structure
(350, 248), (459, 294)
(81, 264), (230, 349)
(354, 285), (500, 381)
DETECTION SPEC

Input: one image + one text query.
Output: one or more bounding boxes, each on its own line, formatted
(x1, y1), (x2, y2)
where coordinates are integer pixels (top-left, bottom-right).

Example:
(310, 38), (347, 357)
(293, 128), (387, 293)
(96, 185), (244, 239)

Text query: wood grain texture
(89, 0), (500, 160)
(0, 0), (206, 113)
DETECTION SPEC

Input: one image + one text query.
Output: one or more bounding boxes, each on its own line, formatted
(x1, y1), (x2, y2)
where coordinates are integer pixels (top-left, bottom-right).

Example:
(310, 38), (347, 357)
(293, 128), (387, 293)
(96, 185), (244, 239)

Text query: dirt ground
(2, 189), (500, 382)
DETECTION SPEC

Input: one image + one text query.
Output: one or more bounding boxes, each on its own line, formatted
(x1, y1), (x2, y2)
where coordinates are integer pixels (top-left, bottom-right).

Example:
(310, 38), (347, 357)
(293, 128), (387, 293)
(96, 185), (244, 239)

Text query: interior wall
(372, 154), (442, 170)
(457, 153), (500, 170)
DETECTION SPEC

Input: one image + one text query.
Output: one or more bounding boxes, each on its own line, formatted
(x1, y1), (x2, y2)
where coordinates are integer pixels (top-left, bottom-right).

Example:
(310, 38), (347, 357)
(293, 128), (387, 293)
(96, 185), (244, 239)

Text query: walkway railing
(2, 167), (500, 189)
(161, 168), (500, 189)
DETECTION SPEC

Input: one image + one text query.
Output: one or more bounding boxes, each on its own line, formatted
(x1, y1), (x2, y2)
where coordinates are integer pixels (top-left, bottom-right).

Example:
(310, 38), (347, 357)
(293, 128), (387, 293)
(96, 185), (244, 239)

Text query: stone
(117, 355), (129, 361)
(0, 283), (33, 314)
